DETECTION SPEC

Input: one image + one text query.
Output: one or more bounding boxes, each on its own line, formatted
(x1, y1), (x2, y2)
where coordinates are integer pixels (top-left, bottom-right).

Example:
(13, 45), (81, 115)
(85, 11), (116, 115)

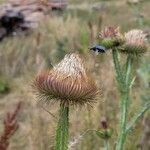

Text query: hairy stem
(112, 50), (133, 150)
(116, 56), (133, 150)
(112, 49), (123, 86)
(55, 105), (69, 150)
(116, 91), (129, 150)
(125, 56), (132, 86)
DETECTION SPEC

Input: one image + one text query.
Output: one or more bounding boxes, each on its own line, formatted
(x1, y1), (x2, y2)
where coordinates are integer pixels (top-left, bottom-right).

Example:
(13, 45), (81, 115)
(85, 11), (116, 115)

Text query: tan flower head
(122, 29), (147, 54)
(33, 53), (98, 106)
(125, 29), (147, 53)
(99, 27), (124, 49)
(100, 27), (121, 39)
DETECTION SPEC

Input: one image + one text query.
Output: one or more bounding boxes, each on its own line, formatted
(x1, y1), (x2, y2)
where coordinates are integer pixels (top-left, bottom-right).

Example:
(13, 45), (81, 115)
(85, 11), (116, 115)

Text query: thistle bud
(99, 27), (124, 49)
(96, 128), (113, 140)
(96, 117), (113, 140)
(120, 29), (148, 55)
(33, 53), (98, 106)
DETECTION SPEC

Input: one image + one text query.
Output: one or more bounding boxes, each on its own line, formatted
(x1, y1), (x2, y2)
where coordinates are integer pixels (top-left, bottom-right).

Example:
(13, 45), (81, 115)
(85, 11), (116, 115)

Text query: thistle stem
(125, 56), (132, 86)
(112, 49), (123, 86)
(116, 56), (133, 150)
(112, 50), (132, 150)
(55, 105), (69, 150)
(116, 90), (129, 150)
(104, 139), (110, 150)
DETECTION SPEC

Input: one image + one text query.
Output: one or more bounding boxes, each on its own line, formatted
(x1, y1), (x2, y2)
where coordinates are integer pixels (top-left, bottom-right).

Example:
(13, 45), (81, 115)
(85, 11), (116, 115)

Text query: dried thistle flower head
(120, 29), (148, 55)
(99, 26), (124, 49)
(33, 53), (98, 106)
(100, 27), (121, 39)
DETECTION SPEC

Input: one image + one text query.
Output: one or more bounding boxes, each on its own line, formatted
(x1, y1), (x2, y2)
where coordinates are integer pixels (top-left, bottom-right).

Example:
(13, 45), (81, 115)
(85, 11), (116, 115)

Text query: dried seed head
(120, 29), (148, 55)
(33, 53), (98, 106)
(53, 53), (86, 79)
(99, 27), (124, 49)
(100, 26), (121, 39)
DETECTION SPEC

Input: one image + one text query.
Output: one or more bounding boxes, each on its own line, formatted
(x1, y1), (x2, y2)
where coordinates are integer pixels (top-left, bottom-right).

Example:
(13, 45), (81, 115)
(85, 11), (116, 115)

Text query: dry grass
(0, 0), (149, 150)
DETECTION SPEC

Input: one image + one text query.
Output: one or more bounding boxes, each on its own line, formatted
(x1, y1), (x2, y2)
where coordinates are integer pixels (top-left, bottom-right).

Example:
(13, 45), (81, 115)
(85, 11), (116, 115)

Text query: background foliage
(0, 0), (149, 149)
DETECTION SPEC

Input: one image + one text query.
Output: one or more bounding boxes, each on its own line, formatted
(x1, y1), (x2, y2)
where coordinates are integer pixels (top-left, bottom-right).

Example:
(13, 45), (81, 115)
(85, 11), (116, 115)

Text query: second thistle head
(99, 26), (124, 49)
(33, 53), (98, 107)
(120, 29), (148, 55)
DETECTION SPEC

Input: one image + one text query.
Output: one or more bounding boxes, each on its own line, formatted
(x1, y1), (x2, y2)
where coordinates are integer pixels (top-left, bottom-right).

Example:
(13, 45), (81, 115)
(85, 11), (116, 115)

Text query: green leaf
(96, 130), (106, 139)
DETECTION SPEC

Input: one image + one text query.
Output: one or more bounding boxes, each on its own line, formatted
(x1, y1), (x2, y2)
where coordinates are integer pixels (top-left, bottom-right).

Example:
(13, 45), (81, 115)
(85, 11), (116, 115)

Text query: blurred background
(0, 0), (149, 149)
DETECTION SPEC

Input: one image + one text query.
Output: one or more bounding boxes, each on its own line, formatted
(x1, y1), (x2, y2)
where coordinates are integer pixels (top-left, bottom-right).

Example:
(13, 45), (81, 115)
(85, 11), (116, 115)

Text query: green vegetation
(0, 77), (9, 94)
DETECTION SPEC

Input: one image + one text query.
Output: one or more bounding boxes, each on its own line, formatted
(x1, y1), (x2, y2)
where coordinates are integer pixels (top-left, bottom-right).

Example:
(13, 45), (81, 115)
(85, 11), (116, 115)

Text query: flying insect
(90, 45), (106, 53)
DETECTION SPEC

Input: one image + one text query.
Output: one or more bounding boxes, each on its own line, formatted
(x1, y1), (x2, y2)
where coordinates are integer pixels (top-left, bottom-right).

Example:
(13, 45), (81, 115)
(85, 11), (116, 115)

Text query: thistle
(94, 27), (150, 150)
(112, 29), (148, 150)
(120, 29), (147, 55)
(96, 117), (113, 150)
(33, 53), (98, 150)
(99, 27), (124, 49)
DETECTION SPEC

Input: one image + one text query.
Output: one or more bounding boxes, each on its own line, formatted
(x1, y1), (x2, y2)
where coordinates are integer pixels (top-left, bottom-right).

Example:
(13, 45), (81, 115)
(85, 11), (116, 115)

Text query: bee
(90, 45), (106, 54)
